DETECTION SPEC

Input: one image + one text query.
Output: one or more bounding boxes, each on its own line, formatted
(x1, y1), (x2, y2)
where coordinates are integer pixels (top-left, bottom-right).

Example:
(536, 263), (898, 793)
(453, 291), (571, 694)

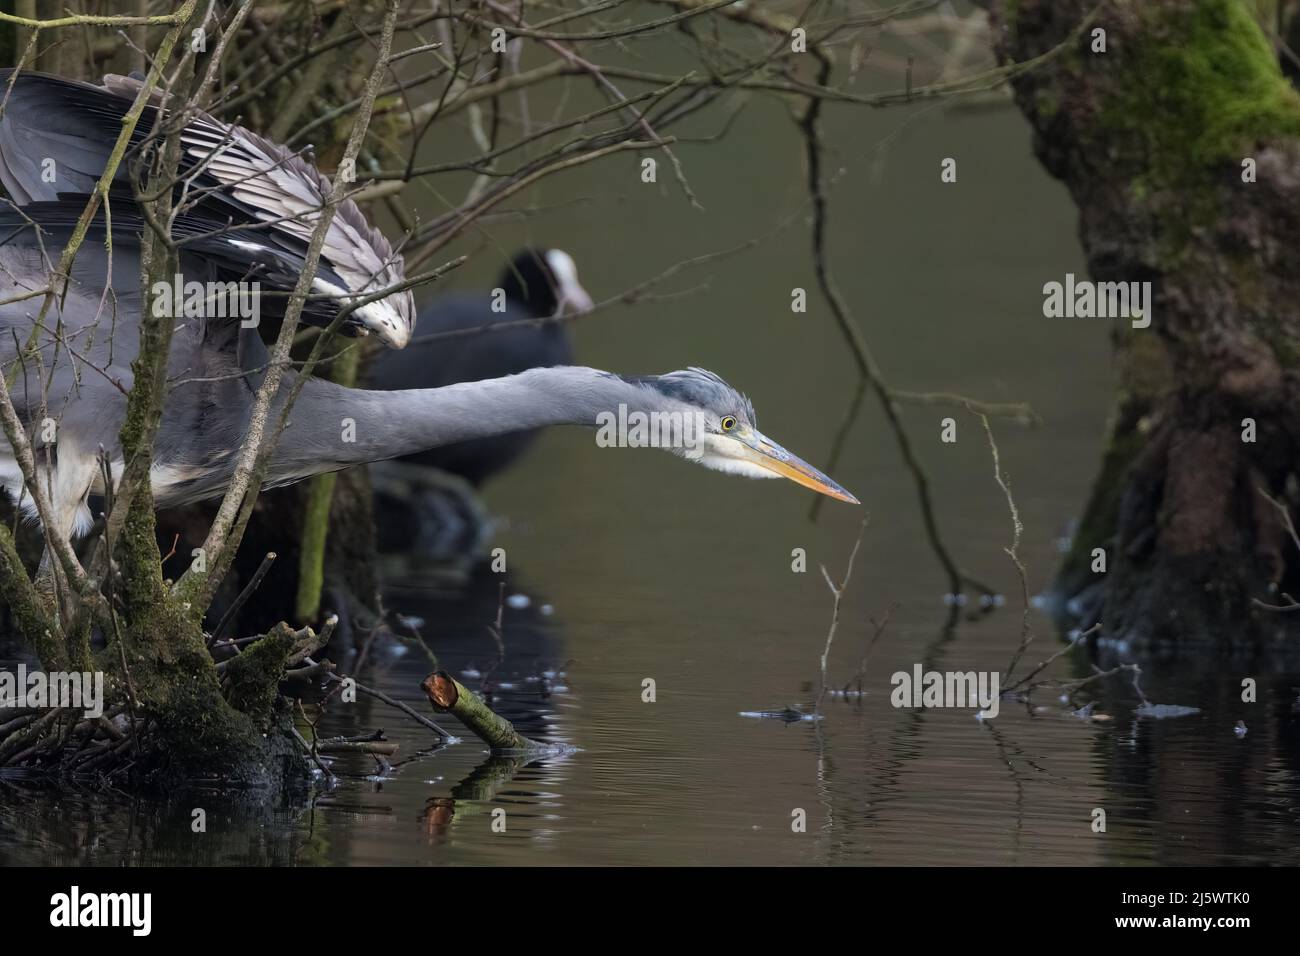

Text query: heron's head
(620, 367), (859, 504)
(501, 248), (594, 317)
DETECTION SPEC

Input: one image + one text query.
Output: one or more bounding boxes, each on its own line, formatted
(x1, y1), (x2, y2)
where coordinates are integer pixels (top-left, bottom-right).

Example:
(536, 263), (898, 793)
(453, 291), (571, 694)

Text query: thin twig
(816, 516), (869, 713)
(974, 412), (1033, 682)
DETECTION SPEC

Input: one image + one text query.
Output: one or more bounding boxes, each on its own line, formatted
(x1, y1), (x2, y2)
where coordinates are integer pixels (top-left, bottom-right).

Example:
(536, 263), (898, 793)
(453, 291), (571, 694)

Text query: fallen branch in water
(324, 669), (451, 739)
(316, 739), (400, 756)
(421, 671), (542, 752)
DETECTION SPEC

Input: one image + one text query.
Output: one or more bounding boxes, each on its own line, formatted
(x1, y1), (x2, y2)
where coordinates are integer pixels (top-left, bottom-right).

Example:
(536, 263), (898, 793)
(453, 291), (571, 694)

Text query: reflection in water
(306, 555), (579, 862)
(4, 592), (1300, 864)
(0, 777), (326, 866)
(1078, 657), (1300, 866)
(421, 751), (573, 846)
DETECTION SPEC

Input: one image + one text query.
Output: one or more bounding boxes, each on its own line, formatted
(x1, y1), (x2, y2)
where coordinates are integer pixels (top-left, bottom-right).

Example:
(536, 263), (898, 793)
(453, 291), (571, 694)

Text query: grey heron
(366, 248), (588, 486)
(0, 74), (858, 555)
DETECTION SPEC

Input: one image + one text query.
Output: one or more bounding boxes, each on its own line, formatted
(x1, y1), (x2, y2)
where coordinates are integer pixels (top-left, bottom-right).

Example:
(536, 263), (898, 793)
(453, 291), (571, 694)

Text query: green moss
(224, 624), (296, 726)
(1035, 86), (1059, 121)
(1105, 0), (1300, 189)
(1004, 0), (1020, 32)
(115, 592), (261, 776)
(0, 525), (61, 668)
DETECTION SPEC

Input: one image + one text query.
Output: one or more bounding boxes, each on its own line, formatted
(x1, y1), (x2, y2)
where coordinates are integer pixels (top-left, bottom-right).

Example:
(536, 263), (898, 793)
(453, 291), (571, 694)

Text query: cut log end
(420, 671), (459, 710)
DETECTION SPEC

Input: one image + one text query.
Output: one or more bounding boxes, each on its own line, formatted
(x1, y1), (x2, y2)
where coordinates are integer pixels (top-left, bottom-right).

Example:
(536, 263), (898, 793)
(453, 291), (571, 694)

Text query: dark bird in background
(366, 248), (591, 486)
(0, 71), (859, 560)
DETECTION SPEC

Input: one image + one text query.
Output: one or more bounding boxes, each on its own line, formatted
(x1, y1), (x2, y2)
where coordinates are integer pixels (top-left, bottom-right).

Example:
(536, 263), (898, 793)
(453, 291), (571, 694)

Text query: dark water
(5, 70), (1300, 867)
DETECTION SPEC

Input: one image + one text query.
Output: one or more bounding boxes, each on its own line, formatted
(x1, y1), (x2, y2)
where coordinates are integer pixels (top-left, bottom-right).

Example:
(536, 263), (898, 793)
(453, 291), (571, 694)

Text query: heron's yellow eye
(721, 416), (737, 432)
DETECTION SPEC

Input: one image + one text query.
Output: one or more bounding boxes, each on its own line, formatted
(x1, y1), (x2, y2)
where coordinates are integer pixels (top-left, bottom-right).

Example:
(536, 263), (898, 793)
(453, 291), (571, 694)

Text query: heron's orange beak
(738, 428), (860, 504)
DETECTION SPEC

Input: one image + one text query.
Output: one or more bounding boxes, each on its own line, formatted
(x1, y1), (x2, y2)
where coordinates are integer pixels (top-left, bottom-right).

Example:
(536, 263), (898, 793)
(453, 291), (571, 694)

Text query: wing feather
(0, 69), (414, 346)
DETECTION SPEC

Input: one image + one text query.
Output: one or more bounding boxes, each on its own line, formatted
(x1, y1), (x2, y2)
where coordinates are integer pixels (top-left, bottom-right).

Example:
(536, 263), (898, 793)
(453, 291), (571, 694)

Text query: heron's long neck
(276, 365), (647, 474)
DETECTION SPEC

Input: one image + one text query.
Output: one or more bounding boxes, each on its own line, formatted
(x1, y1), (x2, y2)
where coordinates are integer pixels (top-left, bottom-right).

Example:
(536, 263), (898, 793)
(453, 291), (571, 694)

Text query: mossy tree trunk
(996, 0), (1300, 649)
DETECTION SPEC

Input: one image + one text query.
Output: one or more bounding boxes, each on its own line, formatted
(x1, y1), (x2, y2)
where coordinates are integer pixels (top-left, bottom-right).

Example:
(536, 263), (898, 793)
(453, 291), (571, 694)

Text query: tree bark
(995, 0), (1300, 650)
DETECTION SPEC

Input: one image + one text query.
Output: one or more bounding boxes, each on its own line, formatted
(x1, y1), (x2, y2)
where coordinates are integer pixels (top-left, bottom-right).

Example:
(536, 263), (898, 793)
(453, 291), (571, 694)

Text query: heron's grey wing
(0, 70), (131, 203)
(103, 74), (413, 335)
(0, 70), (414, 343)
(179, 116), (414, 331)
(0, 201), (355, 332)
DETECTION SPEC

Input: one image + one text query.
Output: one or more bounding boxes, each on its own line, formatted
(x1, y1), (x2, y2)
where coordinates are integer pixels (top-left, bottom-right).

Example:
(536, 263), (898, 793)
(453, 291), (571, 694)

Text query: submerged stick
(420, 671), (542, 752)
(316, 740), (399, 756)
